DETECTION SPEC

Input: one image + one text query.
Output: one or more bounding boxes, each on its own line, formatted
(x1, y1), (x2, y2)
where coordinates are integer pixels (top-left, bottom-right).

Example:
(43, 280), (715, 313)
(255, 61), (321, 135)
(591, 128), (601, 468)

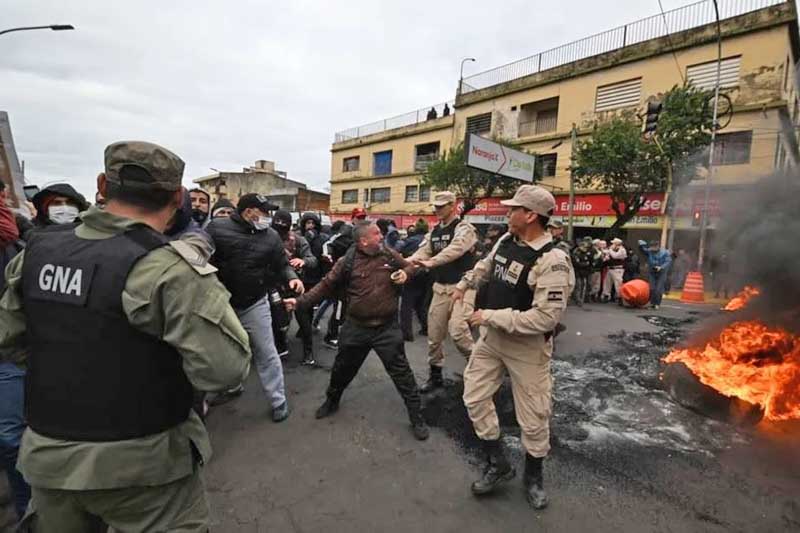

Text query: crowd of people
(0, 138), (725, 531)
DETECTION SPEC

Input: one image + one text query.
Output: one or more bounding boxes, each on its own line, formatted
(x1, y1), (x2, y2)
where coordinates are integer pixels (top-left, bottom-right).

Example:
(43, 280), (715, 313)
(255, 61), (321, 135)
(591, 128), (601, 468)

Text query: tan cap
(611, 237), (623, 244)
(500, 185), (555, 216)
(547, 219), (563, 229)
(430, 191), (456, 207)
(104, 141), (184, 191)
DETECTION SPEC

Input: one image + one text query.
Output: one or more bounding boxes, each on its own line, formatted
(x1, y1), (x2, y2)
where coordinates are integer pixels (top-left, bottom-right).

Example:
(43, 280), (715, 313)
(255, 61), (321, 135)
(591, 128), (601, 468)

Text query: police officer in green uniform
(0, 141), (252, 532)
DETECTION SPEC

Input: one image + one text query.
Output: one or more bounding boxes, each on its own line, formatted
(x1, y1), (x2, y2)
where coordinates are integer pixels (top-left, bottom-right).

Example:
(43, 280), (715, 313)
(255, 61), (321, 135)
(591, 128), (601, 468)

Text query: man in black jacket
(206, 194), (304, 422)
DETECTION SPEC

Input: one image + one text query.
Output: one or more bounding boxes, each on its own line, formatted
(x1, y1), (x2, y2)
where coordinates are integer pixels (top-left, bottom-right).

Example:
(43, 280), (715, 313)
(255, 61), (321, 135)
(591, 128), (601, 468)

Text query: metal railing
(460, 0), (786, 94)
(334, 100), (454, 143)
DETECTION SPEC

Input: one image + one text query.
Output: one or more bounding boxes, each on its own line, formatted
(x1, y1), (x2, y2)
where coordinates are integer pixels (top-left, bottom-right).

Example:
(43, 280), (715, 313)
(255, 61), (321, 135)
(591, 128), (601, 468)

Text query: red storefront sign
(462, 193), (666, 217)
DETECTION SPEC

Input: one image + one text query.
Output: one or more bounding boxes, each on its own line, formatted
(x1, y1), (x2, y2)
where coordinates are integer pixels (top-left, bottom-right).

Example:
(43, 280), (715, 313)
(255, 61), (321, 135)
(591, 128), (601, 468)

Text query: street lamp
(459, 57), (476, 94)
(0, 24), (75, 37)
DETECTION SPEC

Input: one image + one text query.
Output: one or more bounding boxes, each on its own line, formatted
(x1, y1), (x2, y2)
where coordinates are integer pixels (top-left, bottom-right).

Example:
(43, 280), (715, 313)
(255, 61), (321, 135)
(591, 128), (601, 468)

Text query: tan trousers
(590, 271), (602, 297)
(427, 283), (475, 367)
(463, 328), (553, 457)
(22, 469), (208, 533)
(603, 267), (624, 299)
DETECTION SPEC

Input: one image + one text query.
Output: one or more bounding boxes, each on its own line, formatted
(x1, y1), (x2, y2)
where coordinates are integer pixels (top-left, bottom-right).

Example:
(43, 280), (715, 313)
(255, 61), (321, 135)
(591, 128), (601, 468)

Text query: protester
(285, 222), (430, 441)
(0, 141), (251, 531)
(638, 239), (672, 309)
(397, 221), (429, 342)
(571, 237), (594, 306)
(603, 238), (627, 303)
(671, 249), (692, 290)
(476, 223), (507, 260)
(623, 244), (641, 282)
(272, 210), (318, 365)
(313, 220), (347, 331)
(376, 218), (400, 249)
(589, 239), (605, 302)
(210, 197), (236, 219)
(30, 183), (89, 232)
(408, 191), (478, 393)
(189, 188), (211, 227)
(454, 184), (574, 510)
(206, 193), (305, 422)
(710, 252), (730, 299)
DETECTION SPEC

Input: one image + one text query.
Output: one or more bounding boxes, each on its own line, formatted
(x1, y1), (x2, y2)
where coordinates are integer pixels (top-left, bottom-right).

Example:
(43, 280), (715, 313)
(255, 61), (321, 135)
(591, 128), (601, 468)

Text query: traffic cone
(681, 271), (705, 303)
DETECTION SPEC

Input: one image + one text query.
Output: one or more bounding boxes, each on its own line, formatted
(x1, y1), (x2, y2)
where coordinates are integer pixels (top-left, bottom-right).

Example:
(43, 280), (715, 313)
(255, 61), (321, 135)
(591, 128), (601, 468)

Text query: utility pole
(567, 124), (578, 242)
(697, 0), (722, 272)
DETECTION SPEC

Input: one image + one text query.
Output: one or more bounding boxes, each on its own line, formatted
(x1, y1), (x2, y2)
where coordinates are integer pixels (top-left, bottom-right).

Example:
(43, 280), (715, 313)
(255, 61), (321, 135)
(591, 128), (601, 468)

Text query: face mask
(191, 209), (208, 224)
(253, 216), (271, 230)
(48, 205), (79, 225)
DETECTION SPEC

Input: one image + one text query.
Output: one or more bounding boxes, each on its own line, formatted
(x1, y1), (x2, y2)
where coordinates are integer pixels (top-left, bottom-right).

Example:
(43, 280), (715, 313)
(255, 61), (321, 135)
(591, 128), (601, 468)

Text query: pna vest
(22, 224), (193, 441)
(429, 219), (474, 284)
(482, 236), (554, 311)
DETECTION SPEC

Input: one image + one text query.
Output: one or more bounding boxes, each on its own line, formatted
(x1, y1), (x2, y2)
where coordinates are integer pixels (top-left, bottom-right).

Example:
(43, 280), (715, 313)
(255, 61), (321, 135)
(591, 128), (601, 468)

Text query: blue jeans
(0, 362), (31, 519)
(236, 298), (286, 409)
(649, 269), (668, 306)
(313, 299), (334, 326)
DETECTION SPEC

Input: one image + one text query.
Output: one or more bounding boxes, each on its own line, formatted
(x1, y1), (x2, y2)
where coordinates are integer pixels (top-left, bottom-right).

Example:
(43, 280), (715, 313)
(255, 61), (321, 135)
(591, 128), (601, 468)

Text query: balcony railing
(335, 101), (454, 143)
(459, 0), (786, 95)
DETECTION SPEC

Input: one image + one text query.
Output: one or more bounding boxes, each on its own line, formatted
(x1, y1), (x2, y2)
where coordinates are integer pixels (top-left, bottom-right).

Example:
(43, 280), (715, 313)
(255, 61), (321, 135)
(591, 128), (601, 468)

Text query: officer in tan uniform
(0, 141), (252, 532)
(408, 191), (478, 392)
(453, 184), (574, 510)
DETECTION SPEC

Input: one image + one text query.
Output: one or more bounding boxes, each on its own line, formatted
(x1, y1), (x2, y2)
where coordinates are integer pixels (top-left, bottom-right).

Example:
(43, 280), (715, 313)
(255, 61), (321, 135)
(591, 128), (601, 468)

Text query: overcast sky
(2, 0), (689, 199)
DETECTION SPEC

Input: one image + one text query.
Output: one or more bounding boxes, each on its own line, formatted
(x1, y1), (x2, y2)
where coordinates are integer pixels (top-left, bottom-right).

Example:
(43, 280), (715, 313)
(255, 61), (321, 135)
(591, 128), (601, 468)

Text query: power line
(656, 0), (687, 85)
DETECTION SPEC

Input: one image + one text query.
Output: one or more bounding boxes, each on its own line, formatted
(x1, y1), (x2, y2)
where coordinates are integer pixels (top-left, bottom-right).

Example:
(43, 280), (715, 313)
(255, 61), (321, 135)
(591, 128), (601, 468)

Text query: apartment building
(329, 0), (799, 242)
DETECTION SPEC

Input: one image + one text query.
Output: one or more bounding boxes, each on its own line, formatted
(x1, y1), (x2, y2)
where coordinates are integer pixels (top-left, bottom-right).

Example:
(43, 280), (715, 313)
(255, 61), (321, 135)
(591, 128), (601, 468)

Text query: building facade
(329, 0), (799, 242)
(193, 159), (330, 212)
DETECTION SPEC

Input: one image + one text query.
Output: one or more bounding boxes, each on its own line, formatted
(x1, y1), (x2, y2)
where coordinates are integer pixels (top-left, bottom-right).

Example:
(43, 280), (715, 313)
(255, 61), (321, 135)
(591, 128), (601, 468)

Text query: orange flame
(723, 286), (761, 311)
(664, 321), (800, 421)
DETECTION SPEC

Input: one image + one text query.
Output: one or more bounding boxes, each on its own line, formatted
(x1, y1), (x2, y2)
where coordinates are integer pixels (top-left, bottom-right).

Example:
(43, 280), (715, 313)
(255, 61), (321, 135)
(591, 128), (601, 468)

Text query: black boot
(410, 413), (430, 441)
(471, 439), (515, 495)
(315, 395), (340, 419)
(420, 366), (444, 393)
(523, 454), (548, 510)
(301, 343), (316, 366)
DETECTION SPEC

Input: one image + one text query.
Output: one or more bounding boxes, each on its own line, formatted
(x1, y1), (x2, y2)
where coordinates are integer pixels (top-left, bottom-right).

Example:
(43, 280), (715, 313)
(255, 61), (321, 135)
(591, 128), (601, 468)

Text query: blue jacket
(639, 243), (672, 272)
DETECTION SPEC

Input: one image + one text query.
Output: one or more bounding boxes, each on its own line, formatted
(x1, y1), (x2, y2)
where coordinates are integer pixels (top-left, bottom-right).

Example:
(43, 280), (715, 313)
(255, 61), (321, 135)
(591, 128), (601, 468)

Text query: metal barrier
(459, 0), (786, 94)
(335, 101), (454, 143)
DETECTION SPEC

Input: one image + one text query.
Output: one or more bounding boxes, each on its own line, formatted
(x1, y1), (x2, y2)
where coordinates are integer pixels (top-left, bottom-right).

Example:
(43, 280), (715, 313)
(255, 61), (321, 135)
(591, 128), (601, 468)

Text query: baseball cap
(351, 207), (367, 219)
(430, 191), (456, 207)
(104, 141), (184, 191)
(237, 193), (278, 214)
(611, 237), (623, 244)
(547, 219), (563, 229)
(500, 185), (555, 216)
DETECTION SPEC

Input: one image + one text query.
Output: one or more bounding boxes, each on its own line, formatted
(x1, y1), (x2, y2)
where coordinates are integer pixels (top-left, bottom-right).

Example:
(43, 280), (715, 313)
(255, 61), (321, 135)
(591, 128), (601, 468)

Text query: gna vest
(480, 235), (554, 312)
(22, 224), (193, 441)
(429, 219), (474, 285)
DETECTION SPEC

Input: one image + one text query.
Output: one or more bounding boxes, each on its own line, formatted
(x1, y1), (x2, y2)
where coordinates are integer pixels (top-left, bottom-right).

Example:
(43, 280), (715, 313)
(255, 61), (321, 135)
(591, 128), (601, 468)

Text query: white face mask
(253, 216), (271, 230)
(48, 205), (79, 225)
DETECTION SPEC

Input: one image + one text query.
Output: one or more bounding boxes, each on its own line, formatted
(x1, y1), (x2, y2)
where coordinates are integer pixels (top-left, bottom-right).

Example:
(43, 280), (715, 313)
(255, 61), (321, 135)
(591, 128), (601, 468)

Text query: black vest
(482, 236), (553, 311)
(22, 224), (193, 441)
(429, 219), (474, 284)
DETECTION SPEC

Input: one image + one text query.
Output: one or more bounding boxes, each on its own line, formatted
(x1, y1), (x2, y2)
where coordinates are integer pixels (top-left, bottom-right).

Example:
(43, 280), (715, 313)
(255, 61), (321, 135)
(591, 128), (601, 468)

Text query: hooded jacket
(298, 212), (329, 285)
(210, 198), (235, 219)
(31, 183), (89, 229)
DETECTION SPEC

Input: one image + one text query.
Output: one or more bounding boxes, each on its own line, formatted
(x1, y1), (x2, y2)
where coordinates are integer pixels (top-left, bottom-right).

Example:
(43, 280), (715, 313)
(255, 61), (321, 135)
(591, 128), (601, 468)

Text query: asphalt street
(203, 301), (800, 533)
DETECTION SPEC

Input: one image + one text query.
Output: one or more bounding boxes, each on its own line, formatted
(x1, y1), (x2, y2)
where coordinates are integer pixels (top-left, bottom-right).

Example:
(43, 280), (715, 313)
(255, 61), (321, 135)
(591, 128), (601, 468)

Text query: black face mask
(191, 209), (208, 224)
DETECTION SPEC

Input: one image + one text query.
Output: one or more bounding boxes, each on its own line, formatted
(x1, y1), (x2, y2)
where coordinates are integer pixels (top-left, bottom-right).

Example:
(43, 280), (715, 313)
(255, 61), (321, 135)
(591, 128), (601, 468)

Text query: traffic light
(692, 208), (702, 227)
(643, 101), (663, 135)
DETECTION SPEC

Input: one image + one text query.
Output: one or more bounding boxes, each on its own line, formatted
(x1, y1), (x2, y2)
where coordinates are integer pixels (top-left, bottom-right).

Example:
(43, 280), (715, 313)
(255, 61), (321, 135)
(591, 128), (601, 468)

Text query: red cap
(351, 207), (367, 220)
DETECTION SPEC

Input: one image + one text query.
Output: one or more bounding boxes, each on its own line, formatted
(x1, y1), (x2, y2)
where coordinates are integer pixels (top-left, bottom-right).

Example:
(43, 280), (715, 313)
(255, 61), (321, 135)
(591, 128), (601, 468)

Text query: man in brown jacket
(285, 222), (430, 441)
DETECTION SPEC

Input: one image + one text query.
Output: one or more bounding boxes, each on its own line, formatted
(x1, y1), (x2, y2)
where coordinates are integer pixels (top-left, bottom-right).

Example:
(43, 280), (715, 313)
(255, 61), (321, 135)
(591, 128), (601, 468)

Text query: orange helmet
(351, 207), (367, 220)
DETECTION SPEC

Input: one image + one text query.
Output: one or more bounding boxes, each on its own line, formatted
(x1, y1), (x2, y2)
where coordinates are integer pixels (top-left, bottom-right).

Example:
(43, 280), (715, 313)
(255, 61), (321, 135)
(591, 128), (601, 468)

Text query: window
(713, 131), (752, 165)
(519, 97), (559, 137)
(466, 112), (492, 135)
(404, 185), (431, 203)
(341, 189), (358, 204)
(405, 185), (419, 203)
(414, 141), (440, 171)
(373, 150), (393, 176)
(370, 187), (391, 204)
(419, 185), (431, 202)
(536, 153), (557, 178)
(686, 56), (741, 90)
(342, 156), (360, 172)
(595, 78), (642, 112)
